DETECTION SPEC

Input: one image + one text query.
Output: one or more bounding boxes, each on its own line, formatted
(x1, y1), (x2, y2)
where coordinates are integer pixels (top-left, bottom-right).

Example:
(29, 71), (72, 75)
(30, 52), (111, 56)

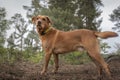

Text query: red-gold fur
(32, 15), (118, 78)
(95, 31), (118, 39)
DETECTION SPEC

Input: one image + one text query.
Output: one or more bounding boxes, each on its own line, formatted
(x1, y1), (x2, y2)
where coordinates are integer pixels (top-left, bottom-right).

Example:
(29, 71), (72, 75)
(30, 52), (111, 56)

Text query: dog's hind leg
(88, 54), (102, 77)
(86, 46), (111, 79)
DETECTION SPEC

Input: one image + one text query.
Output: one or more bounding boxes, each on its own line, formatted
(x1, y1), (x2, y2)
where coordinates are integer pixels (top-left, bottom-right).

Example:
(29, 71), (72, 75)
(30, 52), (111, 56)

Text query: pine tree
(47, 0), (82, 31)
(0, 7), (9, 47)
(23, 0), (43, 22)
(48, 0), (103, 31)
(9, 13), (28, 51)
(76, 0), (103, 30)
(7, 33), (16, 49)
(23, 0), (43, 51)
(41, 8), (81, 31)
(110, 5), (120, 32)
(24, 26), (41, 52)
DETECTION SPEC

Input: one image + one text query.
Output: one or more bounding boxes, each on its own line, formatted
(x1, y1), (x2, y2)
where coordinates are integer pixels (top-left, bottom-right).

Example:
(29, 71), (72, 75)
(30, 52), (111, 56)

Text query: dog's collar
(45, 27), (52, 34)
(41, 27), (52, 35)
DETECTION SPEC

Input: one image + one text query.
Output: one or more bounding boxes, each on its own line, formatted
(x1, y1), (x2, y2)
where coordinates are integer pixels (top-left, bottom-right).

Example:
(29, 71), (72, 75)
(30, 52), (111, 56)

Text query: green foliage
(23, 0), (43, 23)
(23, 0), (42, 52)
(0, 7), (9, 46)
(49, 0), (77, 12)
(110, 5), (120, 32)
(8, 13), (28, 51)
(100, 40), (111, 54)
(23, 50), (43, 63)
(0, 46), (7, 62)
(48, 0), (103, 31)
(62, 51), (91, 65)
(76, 0), (103, 30)
(24, 0), (103, 31)
(0, 46), (22, 63)
(41, 8), (81, 31)
(24, 26), (41, 52)
(7, 33), (16, 49)
(0, 46), (44, 63)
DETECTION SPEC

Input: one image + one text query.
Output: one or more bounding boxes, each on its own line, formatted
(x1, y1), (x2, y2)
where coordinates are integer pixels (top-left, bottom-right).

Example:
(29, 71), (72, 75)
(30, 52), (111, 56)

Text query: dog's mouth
(37, 24), (41, 27)
(37, 22), (42, 29)
(36, 24), (46, 35)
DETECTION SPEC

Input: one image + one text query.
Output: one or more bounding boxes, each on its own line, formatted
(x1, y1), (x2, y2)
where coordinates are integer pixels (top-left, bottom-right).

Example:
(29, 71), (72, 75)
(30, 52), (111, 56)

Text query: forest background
(0, 0), (120, 64)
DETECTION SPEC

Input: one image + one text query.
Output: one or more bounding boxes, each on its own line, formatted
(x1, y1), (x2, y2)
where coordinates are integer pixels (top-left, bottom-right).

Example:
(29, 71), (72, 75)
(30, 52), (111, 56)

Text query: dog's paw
(41, 70), (46, 75)
(52, 69), (58, 74)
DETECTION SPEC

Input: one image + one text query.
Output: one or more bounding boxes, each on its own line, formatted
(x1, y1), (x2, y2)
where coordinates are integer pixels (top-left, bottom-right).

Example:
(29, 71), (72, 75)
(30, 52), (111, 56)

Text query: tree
(0, 7), (9, 47)
(23, 0), (42, 50)
(9, 13), (28, 51)
(24, 26), (41, 52)
(48, 0), (103, 31)
(7, 33), (16, 49)
(40, 8), (81, 31)
(76, 0), (103, 30)
(24, 0), (103, 31)
(47, 0), (83, 30)
(110, 5), (120, 32)
(23, 0), (43, 23)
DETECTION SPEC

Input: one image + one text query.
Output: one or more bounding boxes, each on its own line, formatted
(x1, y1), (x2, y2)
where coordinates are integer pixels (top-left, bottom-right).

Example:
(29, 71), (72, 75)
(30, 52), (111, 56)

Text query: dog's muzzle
(37, 21), (42, 26)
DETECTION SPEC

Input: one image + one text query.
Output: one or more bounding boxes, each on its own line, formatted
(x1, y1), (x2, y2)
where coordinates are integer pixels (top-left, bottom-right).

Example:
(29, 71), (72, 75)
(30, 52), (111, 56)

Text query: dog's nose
(38, 21), (41, 24)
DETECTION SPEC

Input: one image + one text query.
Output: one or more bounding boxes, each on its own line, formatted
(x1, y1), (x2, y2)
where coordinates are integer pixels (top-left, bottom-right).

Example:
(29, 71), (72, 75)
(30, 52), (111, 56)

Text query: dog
(32, 15), (118, 78)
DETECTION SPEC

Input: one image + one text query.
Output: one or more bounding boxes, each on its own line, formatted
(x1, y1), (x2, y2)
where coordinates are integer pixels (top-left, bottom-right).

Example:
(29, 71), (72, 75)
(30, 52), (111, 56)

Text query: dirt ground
(0, 55), (120, 80)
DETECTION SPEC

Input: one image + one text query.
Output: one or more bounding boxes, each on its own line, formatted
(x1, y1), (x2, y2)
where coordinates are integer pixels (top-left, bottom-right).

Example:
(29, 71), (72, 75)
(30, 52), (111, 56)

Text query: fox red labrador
(32, 15), (118, 79)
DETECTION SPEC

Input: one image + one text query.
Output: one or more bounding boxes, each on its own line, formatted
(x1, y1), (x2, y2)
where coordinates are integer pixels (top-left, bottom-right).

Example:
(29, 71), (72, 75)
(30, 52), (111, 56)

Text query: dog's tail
(95, 31), (118, 39)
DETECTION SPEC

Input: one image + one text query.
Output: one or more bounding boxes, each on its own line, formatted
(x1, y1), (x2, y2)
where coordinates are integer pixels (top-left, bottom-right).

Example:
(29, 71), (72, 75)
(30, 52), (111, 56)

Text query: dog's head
(32, 15), (52, 35)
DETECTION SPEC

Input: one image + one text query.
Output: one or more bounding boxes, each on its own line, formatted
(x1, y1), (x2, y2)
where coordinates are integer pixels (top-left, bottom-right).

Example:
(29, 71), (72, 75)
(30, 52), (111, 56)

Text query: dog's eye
(42, 18), (46, 21)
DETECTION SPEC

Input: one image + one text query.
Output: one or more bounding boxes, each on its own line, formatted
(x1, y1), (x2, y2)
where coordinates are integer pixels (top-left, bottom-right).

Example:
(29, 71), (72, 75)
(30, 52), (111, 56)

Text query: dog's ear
(32, 16), (36, 24)
(46, 16), (52, 24)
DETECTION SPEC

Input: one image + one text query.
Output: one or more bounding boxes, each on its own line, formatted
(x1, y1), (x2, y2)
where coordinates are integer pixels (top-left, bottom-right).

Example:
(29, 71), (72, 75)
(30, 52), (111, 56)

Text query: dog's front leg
(41, 52), (52, 75)
(52, 54), (59, 73)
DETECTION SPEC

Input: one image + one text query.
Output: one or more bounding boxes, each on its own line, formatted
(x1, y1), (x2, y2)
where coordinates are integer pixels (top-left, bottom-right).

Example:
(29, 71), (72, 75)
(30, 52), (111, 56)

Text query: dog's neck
(44, 27), (52, 34)
(39, 27), (58, 43)
(41, 26), (53, 35)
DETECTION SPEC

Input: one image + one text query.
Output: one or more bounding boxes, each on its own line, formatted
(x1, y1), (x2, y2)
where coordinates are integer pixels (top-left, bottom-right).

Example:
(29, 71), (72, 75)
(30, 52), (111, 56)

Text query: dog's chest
(42, 39), (52, 50)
